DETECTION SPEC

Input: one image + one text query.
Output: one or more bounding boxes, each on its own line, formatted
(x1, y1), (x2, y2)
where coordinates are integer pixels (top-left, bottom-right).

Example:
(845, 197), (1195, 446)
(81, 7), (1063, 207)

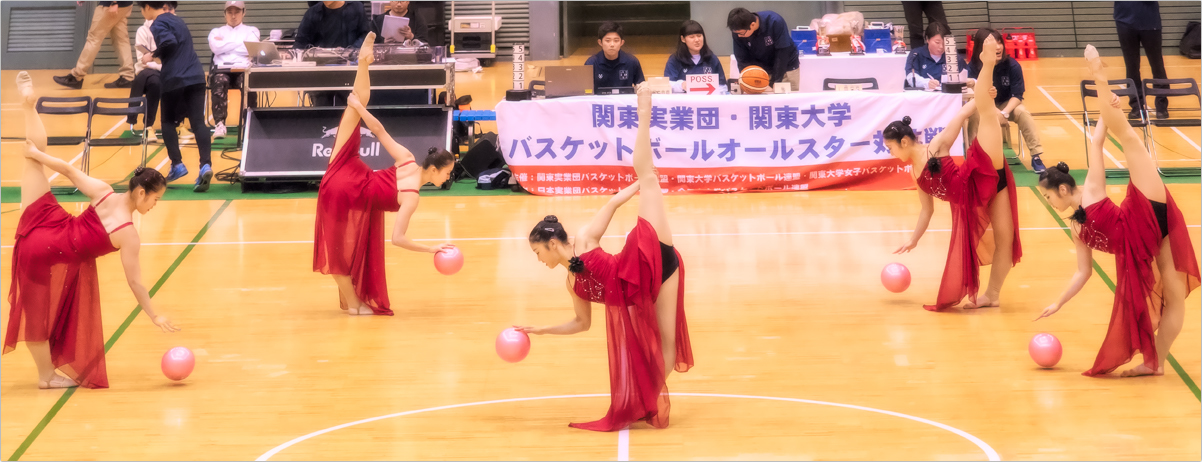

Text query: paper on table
(382, 15), (411, 42)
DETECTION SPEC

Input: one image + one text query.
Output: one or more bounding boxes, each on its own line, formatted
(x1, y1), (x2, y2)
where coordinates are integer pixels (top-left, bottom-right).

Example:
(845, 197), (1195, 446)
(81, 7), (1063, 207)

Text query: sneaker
(53, 74), (83, 89)
(166, 163), (188, 182)
(1155, 109), (1169, 120)
(145, 129), (157, 143)
(194, 164), (213, 192)
(104, 77), (133, 89)
(179, 128), (194, 145)
(1030, 154), (1046, 174)
(1128, 108), (1142, 119)
(214, 122), (227, 138)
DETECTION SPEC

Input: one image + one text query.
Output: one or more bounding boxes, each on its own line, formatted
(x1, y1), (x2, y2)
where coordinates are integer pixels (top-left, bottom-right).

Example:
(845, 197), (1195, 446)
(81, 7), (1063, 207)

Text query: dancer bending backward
(5, 71), (178, 390)
(312, 32), (456, 316)
(1035, 45), (1198, 377)
(883, 34), (1022, 311)
(517, 84), (694, 431)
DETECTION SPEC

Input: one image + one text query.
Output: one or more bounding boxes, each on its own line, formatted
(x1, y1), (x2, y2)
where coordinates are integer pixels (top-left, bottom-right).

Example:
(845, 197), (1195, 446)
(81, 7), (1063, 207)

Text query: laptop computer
(544, 65), (593, 98)
(244, 41), (281, 65)
(596, 86), (634, 95)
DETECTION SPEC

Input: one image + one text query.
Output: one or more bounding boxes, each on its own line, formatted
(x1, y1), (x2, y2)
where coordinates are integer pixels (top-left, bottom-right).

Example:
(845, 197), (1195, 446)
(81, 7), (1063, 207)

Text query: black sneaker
(53, 74), (83, 89)
(1127, 108), (1141, 119)
(1156, 109), (1169, 120)
(104, 77), (133, 88)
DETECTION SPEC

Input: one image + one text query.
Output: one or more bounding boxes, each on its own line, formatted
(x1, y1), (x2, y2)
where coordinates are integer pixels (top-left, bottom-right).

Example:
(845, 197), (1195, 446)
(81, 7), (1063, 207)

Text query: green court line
(6, 200), (232, 461)
(1029, 186), (1201, 401)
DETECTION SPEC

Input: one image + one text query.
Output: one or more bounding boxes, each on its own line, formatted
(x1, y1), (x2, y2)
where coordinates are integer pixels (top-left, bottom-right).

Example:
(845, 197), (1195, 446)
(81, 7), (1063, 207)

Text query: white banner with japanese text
(496, 91), (965, 195)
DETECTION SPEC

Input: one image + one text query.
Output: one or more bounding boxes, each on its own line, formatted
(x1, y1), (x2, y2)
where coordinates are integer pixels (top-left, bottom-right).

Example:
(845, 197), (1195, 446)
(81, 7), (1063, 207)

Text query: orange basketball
(739, 66), (772, 94)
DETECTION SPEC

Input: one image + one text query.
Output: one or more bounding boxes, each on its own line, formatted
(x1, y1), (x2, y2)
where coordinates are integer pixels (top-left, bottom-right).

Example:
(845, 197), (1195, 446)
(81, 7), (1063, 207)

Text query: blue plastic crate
(864, 27), (892, 53)
(791, 28), (817, 53)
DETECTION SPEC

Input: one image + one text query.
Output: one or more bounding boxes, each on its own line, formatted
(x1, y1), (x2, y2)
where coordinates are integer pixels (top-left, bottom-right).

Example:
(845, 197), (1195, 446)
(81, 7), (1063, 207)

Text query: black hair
(597, 21), (623, 41)
(1038, 161), (1076, 191)
(969, 28), (1006, 74)
(139, 1), (168, 10)
(674, 20), (714, 63)
(727, 8), (757, 31)
(530, 215), (582, 273)
(883, 116), (917, 143)
(423, 148), (455, 170)
(129, 166), (166, 193)
(924, 22), (950, 42)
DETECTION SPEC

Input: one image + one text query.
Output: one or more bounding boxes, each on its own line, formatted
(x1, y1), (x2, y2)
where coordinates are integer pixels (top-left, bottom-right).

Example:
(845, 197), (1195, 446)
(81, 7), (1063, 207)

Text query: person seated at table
(371, 1), (427, 44)
(727, 7), (799, 91)
(207, 1), (260, 138)
(584, 22), (645, 90)
(129, 8), (160, 142)
(904, 22), (966, 91)
(296, 1), (371, 107)
(965, 28), (1046, 174)
(665, 20), (728, 94)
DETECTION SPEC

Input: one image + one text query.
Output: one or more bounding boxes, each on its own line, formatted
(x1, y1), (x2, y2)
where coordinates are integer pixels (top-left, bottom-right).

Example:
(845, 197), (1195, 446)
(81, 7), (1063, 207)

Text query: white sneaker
(214, 122), (227, 138)
(146, 129), (157, 142)
(179, 128), (194, 145)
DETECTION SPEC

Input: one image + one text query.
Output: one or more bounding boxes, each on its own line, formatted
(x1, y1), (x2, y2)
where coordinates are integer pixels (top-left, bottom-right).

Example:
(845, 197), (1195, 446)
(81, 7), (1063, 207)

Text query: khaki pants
(71, 5), (135, 80)
(967, 101), (1043, 156)
(783, 67), (800, 92)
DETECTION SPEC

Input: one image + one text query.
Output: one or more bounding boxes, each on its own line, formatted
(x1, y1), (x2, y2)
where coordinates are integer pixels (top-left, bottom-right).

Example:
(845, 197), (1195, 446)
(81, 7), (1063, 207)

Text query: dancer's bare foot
(966, 293), (1000, 309)
(1084, 45), (1105, 76)
(16, 71), (35, 107)
(980, 34), (999, 66)
(1119, 363), (1163, 377)
(38, 374), (78, 389)
(635, 82), (652, 116)
(359, 32), (376, 65)
(345, 304), (373, 315)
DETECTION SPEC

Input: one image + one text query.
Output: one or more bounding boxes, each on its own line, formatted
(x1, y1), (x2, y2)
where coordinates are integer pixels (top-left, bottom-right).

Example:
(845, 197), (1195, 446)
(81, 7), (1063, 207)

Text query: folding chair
(35, 96), (92, 194)
(90, 97), (150, 191)
(1143, 78), (1201, 176)
(1080, 79), (1149, 178)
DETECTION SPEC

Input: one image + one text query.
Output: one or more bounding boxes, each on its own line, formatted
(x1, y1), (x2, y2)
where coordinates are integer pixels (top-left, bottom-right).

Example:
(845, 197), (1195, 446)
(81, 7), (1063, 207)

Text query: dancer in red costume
(516, 84), (694, 432)
(1034, 45), (1199, 377)
(4, 71), (179, 389)
(312, 32), (456, 316)
(882, 33), (1022, 311)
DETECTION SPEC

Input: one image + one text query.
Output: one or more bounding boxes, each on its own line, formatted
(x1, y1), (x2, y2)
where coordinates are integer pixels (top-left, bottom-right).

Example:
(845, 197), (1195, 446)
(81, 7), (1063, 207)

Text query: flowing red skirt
(313, 134), (400, 315)
(4, 193), (111, 388)
(571, 218), (694, 432)
(1083, 185), (1199, 376)
(923, 140), (1022, 311)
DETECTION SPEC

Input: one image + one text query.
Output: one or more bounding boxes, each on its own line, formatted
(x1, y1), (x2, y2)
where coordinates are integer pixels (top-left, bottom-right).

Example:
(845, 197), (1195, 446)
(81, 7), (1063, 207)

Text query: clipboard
(381, 14), (411, 41)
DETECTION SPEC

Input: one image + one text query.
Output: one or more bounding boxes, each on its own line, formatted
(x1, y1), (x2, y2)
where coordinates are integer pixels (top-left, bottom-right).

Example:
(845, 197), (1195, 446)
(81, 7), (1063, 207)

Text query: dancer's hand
(893, 239), (917, 254)
(513, 325), (545, 335)
(154, 315), (181, 333)
(988, 86), (997, 99)
(430, 243), (456, 254)
(1108, 93), (1121, 109)
(347, 92), (363, 109)
(1033, 303), (1061, 321)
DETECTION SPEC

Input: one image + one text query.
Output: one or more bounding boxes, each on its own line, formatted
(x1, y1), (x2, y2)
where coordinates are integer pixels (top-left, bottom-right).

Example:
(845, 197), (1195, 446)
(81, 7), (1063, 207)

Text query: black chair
(36, 96), (92, 194)
(822, 77), (880, 91)
(1080, 79), (1150, 178)
(90, 97), (150, 190)
(1143, 78), (1201, 176)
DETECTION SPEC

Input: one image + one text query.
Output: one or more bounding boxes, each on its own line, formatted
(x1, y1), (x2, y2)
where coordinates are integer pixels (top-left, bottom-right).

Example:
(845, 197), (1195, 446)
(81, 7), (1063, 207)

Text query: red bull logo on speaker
(312, 126), (382, 157)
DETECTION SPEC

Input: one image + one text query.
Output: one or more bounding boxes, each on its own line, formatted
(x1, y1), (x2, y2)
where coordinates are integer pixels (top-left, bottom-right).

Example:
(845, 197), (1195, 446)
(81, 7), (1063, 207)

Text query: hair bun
(1055, 162), (1070, 174)
(427, 147), (438, 155)
(902, 116), (912, 126)
(543, 215), (559, 224)
(133, 166), (146, 176)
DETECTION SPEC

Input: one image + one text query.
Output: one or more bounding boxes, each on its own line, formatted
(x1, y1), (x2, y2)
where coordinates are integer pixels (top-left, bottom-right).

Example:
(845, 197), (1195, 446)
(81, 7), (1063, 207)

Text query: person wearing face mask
(664, 20), (728, 94)
(903, 22), (966, 91)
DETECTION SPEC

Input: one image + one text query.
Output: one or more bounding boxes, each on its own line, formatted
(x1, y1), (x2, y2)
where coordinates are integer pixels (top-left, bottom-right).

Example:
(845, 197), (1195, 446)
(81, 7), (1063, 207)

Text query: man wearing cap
(207, 1), (260, 137)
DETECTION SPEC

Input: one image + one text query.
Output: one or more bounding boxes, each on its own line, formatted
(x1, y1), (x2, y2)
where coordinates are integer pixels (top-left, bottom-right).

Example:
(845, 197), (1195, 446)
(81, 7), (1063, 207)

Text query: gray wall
(529, 1), (560, 60)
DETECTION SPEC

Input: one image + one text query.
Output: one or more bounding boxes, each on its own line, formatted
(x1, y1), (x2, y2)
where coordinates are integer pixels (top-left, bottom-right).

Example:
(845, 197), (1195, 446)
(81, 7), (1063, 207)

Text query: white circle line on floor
(255, 392), (1001, 461)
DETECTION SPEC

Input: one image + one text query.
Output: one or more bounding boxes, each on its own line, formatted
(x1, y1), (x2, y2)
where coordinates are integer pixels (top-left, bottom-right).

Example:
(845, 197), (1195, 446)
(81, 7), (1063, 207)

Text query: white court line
(1036, 86), (1125, 168)
(617, 428), (629, 461)
(254, 393), (1001, 461)
(45, 119), (126, 182)
(1171, 127), (1201, 153)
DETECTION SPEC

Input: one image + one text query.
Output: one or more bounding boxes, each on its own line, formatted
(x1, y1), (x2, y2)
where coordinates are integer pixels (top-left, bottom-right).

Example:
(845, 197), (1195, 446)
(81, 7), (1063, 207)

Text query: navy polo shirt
(150, 13), (205, 93)
(905, 45), (967, 88)
(969, 57), (1026, 104)
(584, 50), (646, 89)
(664, 53), (729, 87)
(731, 10), (799, 82)
(1113, 1), (1161, 30)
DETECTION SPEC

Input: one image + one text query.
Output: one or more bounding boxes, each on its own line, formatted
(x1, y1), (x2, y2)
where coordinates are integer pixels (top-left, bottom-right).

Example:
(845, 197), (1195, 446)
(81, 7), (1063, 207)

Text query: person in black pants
(1115, 1), (1169, 119)
(141, 1), (213, 192)
(901, 1), (949, 50)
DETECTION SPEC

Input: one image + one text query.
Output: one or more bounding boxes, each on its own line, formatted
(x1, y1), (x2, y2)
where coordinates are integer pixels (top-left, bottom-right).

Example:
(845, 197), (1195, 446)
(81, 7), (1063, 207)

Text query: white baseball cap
(225, 1), (245, 10)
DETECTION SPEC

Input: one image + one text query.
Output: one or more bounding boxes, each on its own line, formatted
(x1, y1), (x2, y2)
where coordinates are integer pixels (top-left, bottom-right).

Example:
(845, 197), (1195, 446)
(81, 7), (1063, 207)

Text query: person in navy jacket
(665, 20), (728, 93)
(584, 22), (645, 90)
(904, 23), (967, 90)
(727, 8), (799, 91)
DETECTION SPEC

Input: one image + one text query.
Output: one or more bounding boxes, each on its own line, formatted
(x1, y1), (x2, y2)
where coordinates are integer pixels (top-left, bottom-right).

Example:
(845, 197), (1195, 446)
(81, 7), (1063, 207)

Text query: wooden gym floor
(1, 52), (1199, 461)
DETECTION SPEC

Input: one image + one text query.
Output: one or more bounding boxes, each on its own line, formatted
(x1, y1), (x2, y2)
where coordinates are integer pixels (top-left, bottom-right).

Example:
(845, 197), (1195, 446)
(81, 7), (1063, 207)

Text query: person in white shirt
(207, 1), (260, 137)
(129, 16), (162, 142)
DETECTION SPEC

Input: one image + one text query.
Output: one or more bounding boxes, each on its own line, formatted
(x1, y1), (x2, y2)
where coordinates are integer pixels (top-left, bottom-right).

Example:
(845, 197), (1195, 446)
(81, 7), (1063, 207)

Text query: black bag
(1182, 21), (1201, 59)
(476, 167), (511, 190)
